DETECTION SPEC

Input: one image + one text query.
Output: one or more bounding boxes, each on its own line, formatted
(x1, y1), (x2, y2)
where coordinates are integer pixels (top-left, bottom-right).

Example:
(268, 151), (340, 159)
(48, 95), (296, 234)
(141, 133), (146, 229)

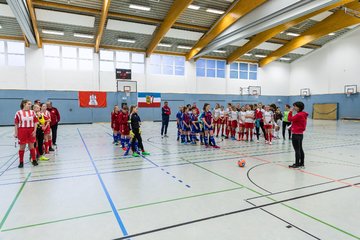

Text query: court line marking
(1, 187), (243, 232)
(77, 128), (129, 237)
(0, 172), (31, 230)
(113, 183), (360, 240)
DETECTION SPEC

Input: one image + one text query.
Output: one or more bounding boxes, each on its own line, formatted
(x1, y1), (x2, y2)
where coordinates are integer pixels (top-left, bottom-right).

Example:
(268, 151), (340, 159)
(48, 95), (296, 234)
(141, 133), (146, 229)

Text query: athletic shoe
(31, 160), (38, 166)
(256, 140), (260, 143)
(269, 142), (272, 145)
(191, 142), (197, 145)
(216, 135), (219, 138)
(122, 147), (127, 151)
(265, 141), (269, 144)
(165, 135), (169, 138)
(132, 153), (140, 157)
(212, 145), (220, 149)
(39, 155), (49, 161)
(18, 163), (24, 168)
(115, 142), (119, 146)
(200, 142), (205, 145)
(298, 164), (305, 168)
(177, 137), (179, 141)
(142, 151), (150, 156)
(288, 164), (299, 168)
(205, 145), (210, 148)
(161, 135), (164, 139)
(49, 147), (55, 152)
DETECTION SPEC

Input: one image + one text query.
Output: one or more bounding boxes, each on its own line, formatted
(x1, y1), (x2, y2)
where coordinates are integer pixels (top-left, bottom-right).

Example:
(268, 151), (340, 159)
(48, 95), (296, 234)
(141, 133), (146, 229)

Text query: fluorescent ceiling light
(255, 54), (266, 58)
(118, 38), (136, 43)
(42, 29), (64, 35)
(286, 32), (300, 37)
(328, 32), (335, 36)
(244, 53), (252, 56)
(280, 57), (291, 61)
(188, 4), (200, 10)
(177, 45), (192, 49)
(206, 8), (225, 14)
(0, 25), (2, 29)
(213, 50), (226, 53)
(129, 4), (151, 11)
(74, 33), (94, 39)
(158, 43), (172, 48)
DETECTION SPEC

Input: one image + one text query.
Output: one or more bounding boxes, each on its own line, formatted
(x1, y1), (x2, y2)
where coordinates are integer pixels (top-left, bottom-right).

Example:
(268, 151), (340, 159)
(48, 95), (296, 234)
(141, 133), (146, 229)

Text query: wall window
(0, 40), (25, 67)
(44, 44), (94, 71)
(230, 62), (258, 80)
(196, 59), (225, 78)
(100, 50), (145, 74)
(149, 54), (185, 76)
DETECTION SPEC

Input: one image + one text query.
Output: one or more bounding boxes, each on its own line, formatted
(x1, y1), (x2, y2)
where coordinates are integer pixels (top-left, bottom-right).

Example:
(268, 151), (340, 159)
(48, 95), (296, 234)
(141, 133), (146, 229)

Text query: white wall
(0, 44), (290, 96)
(289, 27), (360, 95)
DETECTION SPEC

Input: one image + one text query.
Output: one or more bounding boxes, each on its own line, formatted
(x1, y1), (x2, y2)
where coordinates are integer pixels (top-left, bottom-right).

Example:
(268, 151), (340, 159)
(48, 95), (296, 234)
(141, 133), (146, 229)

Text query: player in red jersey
(244, 105), (255, 142)
(213, 103), (221, 137)
(238, 106), (246, 141)
(230, 106), (238, 140)
(263, 105), (275, 145)
(119, 105), (130, 150)
(219, 106), (225, 137)
(41, 103), (52, 153)
(14, 100), (39, 168)
(224, 103), (232, 139)
(111, 105), (121, 145)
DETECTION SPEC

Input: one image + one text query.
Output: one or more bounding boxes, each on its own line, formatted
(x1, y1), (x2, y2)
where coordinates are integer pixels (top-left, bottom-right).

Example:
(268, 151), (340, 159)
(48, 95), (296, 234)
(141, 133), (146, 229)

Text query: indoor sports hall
(0, 1), (360, 240)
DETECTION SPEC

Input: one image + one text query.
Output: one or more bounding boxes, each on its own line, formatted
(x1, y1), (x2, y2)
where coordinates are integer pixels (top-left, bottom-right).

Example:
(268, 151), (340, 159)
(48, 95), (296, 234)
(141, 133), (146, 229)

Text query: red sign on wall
(79, 91), (107, 108)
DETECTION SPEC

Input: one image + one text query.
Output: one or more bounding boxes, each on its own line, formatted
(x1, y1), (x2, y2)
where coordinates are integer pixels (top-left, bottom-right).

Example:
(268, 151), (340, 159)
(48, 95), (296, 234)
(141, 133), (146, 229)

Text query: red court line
(221, 148), (360, 189)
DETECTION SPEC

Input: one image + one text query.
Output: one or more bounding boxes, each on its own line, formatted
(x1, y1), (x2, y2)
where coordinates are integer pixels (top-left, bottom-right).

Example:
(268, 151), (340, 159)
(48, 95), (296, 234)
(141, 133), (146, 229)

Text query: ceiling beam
(146, 0), (193, 57)
(42, 39), (95, 48)
(24, 35), (30, 47)
(26, 0), (42, 48)
(259, 2), (360, 67)
(267, 38), (321, 49)
(95, 0), (111, 53)
(32, 0), (208, 32)
(227, 0), (355, 64)
(0, 35), (24, 41)
(186, 0), (267, 61)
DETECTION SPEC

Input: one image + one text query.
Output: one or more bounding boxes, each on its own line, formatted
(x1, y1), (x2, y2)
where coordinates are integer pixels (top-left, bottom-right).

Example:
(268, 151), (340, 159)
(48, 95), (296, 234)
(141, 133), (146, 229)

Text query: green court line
(0, 172), (31, 230)
(1, 187), (243, 232)
(183, 158), (360, 240)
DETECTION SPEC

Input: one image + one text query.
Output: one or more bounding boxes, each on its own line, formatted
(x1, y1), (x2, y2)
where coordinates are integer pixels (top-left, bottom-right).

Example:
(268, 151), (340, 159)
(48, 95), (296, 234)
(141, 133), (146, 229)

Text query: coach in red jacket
(46, 101), (60, 147)
(288, 101), (308, 168)
(161, 101), (171, 138)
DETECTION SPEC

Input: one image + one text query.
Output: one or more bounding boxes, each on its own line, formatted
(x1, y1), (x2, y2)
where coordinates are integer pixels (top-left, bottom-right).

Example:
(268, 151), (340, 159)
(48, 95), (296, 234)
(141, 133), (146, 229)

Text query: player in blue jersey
(200, 103), (220, 149)
(176, 106), (183, 141)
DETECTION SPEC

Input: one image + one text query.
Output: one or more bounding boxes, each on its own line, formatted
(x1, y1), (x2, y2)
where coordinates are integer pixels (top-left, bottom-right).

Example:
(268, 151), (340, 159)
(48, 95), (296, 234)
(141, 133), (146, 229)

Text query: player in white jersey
(263, 105), (275, 145)
(225, 103), (232, 139)
(213, 103), (221, 137)
(230, 106), (238, 140)
(238, 106), (246, 141)
(244, 104), (255, 142)
(14, 100), (39, 168)
(219, 106), (225, 137)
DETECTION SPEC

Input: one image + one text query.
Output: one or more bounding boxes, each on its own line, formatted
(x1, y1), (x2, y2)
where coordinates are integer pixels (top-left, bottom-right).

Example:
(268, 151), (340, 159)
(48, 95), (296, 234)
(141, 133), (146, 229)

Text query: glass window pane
(7, 41), (25, 54)
(132, 63), (144, 74)
(206, 60), (216, 69)
(0, 54), (5, 65)
(0, 41), (4, 53)
(62, 46), (77, 58)
(62, 58), (77, 70)
(250, 64), (258, 71)
(249, 72), (257, 80)
(100, 60), (114, 71)
(230, 71), (238, 79)
(132, 53), (144, 63)
(79, 48), (93, 59)
(116, 51), (130, 62)
(240, 71), (248, 79)
(196, 67), (205, 77)
(175, 56), (185, 66)
(230, 63), (238, 70)
(217, 69), (225, 78)
(175, 66), (184, 76)
(150, 54), (161, 64)
(240, 63), (248, 71)
(150, 64), (161, 74)
(163, 65), (174, 75)
(79, 59), (93, 71)
(163, 55), (174, 65)
(44, 45), (60, 57)
(45, 57), (60, 69)
(196, 59), (206, 68)
(8, 54), (25, 66)
(206, 68), (216, 78)
(116, 62), (130, 69)
(100, 50), (113, 60)
(217, 60), (225, 70)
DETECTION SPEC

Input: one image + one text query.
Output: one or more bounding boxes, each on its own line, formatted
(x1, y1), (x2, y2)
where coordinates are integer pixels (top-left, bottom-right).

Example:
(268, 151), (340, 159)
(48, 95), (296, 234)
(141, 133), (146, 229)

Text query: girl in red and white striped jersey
(219, 106), (225, 137)
(41, 103), (52, 153)
(238, 106), (246, 141)
(213, 103), (221, 137)
(225, 103), (232, 139)
(14, 100), (39, 168)
(263, 105), (275, 145)
(230, 106), (238, 140)
(244, 105), (255, 142)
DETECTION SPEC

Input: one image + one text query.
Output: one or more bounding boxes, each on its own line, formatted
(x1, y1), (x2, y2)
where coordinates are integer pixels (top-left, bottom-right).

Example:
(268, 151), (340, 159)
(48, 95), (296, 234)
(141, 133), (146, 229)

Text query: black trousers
(282, 121), (292, 139)
(131, 128), (144, 152)
(161, 117), (169, 135)
(51, 124), (58, 145)
(36, 128), (44, 156)
(255, 121), (266, 140)
(292, 134), (304, 166)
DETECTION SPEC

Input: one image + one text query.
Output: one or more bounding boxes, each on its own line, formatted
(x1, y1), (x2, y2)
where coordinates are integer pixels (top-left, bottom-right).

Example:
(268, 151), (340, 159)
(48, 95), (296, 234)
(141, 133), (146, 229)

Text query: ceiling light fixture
(118, 38), (136, 43)
(328, 32), (335, 36)
(206, 8), (225, 14)
(213, 50), (226, 53)
(42, 29), (64, 35)
(280, 57), (291, 61)
(188, 4), (200, 10)
(255, 54), (266, 58)
(244, 53), (252, 56)
(129, 4), (151, 11)
(286, 32), (300, 37)
(177, 45), (192, 49)
(74, 33), (94, 39)
(158, 43), (172, 48)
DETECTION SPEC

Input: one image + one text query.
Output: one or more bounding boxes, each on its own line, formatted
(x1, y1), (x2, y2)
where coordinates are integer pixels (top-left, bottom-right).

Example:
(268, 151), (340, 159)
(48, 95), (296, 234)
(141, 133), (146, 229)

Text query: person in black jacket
(129, 105), (150, 157)
(161, 101), (171, 138)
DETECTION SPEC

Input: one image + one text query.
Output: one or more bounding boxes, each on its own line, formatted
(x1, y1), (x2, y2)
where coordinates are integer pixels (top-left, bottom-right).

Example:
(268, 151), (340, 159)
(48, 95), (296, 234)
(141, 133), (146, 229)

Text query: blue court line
(77, 128), (129, 237)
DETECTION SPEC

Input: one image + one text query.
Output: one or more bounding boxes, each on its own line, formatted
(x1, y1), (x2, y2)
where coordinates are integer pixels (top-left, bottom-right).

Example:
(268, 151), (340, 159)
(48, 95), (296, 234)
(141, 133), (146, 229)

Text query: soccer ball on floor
(237, 159), (246, 168)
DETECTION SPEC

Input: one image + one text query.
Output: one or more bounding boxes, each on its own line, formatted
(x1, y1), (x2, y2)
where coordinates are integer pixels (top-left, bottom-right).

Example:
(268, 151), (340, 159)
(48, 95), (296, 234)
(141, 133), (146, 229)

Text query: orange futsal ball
(238, 159), (246, 167)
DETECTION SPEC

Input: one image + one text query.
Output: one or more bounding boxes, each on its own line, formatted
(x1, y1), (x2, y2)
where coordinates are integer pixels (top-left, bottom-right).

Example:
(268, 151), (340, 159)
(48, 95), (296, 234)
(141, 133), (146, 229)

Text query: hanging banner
(79, 91), (107, 108)
(138, 92), (161, 108)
